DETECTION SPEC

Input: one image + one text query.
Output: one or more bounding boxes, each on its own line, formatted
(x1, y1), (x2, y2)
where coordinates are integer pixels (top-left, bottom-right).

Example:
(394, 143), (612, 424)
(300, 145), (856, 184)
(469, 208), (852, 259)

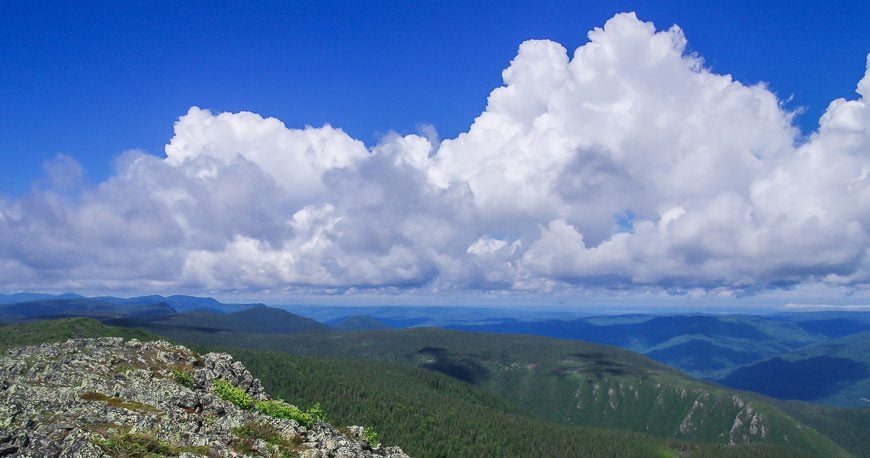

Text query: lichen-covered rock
(0, 337), (408, 457)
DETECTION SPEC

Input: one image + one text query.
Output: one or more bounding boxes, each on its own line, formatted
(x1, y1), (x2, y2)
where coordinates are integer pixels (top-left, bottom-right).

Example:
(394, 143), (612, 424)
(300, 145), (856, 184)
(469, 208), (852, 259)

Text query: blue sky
(2, 0), (868, 192)
(0, 1), (869, 308)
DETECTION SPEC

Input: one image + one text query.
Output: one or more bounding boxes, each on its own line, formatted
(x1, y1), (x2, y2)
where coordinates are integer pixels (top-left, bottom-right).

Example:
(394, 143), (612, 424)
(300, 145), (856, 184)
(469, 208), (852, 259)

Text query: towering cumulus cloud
(1, 13), (868, 299)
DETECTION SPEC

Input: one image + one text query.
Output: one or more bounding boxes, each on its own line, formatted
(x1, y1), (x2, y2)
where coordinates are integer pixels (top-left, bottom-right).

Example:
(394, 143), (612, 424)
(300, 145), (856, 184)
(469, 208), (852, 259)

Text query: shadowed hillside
(722, 332), (870, 407)
(107, 305), (328, 335)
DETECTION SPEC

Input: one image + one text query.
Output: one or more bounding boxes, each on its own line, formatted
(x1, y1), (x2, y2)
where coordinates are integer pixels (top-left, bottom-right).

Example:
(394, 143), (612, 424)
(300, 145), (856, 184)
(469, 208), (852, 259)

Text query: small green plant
(255, 399), (326, 427)
(365, 428), (379, 447)
(213, 378), (254, 409)
(306, 402), (326, 423)
(172, 368), (195, 389)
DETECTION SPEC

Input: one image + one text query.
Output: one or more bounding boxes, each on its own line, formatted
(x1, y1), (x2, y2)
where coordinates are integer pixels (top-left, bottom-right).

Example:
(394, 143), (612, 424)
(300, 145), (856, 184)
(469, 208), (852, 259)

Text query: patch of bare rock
(0, 337), (408, 457)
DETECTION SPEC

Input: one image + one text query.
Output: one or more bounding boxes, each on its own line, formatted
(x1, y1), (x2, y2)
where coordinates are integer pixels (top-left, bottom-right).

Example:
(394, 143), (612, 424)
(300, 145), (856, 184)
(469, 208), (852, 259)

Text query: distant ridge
(0, 298), (178, 323)
(0, 294), (327, 337)
(722, 331), (870, 407)
(330, 315), (390, 331)
(0, 292), (262, 313)
(0, 292), (86, 304)
(120, 305), (328, 335)
(95, 294), (262, 313)
(446, 313), (870, 381)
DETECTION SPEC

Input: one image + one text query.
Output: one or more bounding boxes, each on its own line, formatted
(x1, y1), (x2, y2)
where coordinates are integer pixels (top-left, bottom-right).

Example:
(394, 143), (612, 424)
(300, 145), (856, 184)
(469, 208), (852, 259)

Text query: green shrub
(255, 399), (299, 419)
(255, 399), (325, 427)
(172, 368), (195, 389)
(365, 428), (379, 447)
(213, 379), (254, 409)
(306, 402), (326, 423)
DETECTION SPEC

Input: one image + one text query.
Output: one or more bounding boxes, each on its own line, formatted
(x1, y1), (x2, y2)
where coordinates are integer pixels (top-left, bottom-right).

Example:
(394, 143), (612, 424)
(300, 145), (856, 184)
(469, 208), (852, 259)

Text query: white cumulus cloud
(0, 12), (868, 301)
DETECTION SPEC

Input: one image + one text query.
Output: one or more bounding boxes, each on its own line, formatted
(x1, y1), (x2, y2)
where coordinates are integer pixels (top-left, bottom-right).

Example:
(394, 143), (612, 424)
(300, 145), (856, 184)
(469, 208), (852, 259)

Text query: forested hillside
(0, 318), (833, 457)
(0, 317), (158, 351)
(722, 331), (870, 407)
(128, 324), (850, 456)
(5, 315), (867, 456)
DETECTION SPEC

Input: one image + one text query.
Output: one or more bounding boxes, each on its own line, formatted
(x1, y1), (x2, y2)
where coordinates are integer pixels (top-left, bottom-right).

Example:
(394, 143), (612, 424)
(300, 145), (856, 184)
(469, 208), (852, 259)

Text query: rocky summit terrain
(0, 337), (408, 457)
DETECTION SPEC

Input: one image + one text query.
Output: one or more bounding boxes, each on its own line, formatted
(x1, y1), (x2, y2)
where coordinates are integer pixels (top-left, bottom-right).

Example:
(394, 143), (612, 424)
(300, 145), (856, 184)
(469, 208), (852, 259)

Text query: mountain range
(1, 292), (868, 456)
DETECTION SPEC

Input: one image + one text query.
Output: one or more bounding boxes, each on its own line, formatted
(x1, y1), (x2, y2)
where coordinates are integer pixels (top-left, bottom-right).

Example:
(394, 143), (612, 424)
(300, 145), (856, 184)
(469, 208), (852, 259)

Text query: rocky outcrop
(0, 338), (408, 457)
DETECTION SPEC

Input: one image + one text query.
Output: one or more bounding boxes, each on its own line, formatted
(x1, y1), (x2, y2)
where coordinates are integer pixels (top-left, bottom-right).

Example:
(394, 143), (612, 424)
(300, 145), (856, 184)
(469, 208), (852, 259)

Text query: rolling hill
(0, 292), (262, 314)
(446, 313), (870, 381)
(0, 292), (86, 304)
(106, 305), (328, 334)
(329, 315), (390, 331)
(0, 298), (177, 323)
(0, 317), (159, 351)
(722, 331), (870, 407)
(0, 294), (326, 336)
(93, 293), (262, 313)
(236, 349), (818, 457)
(124, 323), (852, 456)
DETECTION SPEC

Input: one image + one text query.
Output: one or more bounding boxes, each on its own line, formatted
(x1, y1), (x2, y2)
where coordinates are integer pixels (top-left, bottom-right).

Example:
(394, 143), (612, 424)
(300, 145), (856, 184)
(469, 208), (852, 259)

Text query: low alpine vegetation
(213, 378), (254, 409)
(172, 368), (195, 389)
(213, 379), (326, 426)
(365, 428), (380, 447)
(255, 399), (325, 427)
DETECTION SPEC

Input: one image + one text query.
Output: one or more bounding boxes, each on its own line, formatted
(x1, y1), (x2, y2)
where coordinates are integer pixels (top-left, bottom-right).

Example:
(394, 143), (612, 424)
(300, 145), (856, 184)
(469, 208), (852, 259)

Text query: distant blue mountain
(446, 313), (870, 381)
(108, 305), (328, 335)
(329, 315), (390, 331)
(448, 314), (804, 349)
(645, 339), (762, 372)
(0, 292), (86, 304)
(792, 318), (870, 338)
(720, 331), (870, 407)
(0, 292), (260, 314)
(0, 298), (177, 323)
(92, 294), (260, 313)
(0, 293), (325, 336)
